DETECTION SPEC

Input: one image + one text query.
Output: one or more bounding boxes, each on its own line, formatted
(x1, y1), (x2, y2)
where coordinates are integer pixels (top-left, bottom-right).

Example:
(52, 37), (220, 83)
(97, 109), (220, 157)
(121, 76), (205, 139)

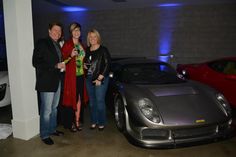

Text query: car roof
(209, 56), (236, 63)
(112, 57), (167, 65)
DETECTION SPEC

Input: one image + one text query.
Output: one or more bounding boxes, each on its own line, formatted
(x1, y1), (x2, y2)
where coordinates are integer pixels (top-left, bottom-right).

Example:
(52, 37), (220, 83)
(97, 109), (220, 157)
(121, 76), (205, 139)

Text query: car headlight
(138, 98), (161, 123)
(216, 93), (231, 117)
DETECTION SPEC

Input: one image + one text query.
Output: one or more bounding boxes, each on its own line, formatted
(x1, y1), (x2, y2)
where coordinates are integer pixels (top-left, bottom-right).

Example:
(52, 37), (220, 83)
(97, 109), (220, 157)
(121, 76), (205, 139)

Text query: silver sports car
(107, 58), (232, 148)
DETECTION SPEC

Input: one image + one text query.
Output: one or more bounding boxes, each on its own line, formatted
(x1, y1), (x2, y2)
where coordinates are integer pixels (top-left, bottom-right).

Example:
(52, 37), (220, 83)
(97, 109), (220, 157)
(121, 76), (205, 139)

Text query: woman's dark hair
(69, 22), (81, 33)
(69, 22), (82, 42)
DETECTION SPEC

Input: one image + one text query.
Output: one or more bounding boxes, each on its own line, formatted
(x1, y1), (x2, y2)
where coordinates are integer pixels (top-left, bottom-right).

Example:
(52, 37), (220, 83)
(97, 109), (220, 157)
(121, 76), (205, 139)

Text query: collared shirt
(52, 40), (62, 62)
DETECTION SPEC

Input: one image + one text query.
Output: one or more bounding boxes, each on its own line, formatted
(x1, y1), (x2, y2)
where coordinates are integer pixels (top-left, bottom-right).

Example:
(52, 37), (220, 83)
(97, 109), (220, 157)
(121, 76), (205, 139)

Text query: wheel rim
(114, 98), (125, 130)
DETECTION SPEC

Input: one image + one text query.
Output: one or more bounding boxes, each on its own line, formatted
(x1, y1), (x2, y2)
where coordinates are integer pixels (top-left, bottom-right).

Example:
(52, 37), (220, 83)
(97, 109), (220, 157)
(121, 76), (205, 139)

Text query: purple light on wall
(156, 5), (181, 62)
(62, 7), (87, 12)
(158, 3), (182, 7)
(62, 11), (88, 41)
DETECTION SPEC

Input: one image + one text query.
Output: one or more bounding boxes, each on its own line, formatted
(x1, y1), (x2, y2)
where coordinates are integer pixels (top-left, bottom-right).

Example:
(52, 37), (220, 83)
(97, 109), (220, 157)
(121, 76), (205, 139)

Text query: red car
(176, 57), (236, 109)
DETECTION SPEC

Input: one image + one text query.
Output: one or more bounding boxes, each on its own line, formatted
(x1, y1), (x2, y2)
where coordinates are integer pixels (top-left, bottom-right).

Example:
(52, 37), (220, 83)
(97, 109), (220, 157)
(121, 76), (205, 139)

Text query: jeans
(86, 76), (109, 126)
(39, 83), (61, 139)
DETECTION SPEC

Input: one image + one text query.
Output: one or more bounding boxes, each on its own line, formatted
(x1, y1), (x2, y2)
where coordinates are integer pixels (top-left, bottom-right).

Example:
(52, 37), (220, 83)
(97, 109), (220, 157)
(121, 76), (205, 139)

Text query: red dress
(61, 39), (88, 110)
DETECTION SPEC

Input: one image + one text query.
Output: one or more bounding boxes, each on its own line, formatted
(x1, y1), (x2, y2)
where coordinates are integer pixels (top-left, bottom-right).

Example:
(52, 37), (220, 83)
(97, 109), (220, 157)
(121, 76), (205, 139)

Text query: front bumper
(125, 119), (233, 148)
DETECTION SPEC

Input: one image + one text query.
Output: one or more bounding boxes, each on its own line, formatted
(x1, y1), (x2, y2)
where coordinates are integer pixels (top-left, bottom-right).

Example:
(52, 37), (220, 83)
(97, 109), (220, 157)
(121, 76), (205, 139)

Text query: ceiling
(33, 0), (236, 12)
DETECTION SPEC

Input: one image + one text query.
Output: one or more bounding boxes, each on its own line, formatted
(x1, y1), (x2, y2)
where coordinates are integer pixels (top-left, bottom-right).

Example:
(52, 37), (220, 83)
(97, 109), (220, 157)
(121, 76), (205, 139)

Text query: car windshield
(120, 63), (185, 84)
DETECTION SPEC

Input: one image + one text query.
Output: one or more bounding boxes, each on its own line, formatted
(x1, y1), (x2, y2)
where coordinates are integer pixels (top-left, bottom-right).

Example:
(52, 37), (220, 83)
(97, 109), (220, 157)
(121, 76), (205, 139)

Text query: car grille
(173, 125), (217, 139)
(142, 129), (169, 140)
(141, 123), (230, 140)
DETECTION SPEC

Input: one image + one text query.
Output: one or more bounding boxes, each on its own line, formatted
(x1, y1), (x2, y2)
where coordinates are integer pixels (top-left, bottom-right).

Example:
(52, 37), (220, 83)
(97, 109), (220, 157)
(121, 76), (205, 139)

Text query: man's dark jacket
(32, 37), (61, 92)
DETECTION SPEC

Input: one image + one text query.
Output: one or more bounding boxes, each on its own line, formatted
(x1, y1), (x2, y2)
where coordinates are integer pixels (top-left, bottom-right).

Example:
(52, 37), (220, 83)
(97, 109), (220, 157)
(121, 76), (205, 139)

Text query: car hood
(124, 81), (227, 126)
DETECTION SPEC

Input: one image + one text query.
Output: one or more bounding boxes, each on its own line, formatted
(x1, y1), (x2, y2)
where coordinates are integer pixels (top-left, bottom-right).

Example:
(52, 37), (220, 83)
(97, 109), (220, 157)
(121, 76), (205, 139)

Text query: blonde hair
(87, 29), (102, 47)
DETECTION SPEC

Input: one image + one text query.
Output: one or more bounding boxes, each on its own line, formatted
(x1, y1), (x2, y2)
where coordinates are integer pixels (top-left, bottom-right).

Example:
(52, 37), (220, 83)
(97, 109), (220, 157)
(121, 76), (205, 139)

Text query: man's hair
(48, 22), (63, 30)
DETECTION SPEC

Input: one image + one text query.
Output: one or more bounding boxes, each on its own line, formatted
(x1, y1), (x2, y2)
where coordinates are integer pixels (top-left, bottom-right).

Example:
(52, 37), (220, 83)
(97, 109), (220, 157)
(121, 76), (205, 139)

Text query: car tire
(114, 95), (126, 132)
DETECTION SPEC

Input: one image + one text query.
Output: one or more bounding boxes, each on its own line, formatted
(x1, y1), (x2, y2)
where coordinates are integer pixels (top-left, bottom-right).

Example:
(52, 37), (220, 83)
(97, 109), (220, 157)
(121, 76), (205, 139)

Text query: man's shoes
(52, 130), (64, 136)
(98, 126), (105, 131)
(42, 137), (54, 145)
(90, 124), (96, 130)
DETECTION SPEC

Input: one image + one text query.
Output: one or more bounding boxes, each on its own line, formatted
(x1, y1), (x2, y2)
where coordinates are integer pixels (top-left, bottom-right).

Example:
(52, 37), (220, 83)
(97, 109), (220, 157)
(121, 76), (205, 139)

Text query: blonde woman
(84, 29), (111, 131)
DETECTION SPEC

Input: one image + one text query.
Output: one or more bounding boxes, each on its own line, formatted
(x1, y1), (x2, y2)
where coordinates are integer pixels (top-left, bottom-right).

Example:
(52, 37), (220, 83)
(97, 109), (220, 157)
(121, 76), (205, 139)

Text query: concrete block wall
(32, 3), (236, 66)
(172, 4), (236, 65)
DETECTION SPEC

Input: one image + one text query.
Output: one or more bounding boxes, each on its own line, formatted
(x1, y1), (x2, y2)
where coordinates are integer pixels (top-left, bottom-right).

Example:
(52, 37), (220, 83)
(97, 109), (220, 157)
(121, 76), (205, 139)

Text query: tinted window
(222, 61), (236, 74)
(208, 60), (236, 74)
(119, 63), (185, 84)
(208, 60), (227, 72)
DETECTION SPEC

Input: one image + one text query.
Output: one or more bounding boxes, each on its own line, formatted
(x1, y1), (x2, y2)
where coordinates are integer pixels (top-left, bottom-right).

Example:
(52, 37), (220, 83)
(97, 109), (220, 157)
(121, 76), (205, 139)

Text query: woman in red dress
(61, 22), (88, 132)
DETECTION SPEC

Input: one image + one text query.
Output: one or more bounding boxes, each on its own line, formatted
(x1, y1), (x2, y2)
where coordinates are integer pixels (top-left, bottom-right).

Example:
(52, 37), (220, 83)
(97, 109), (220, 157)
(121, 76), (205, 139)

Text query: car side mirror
(178, 70), (189, 79)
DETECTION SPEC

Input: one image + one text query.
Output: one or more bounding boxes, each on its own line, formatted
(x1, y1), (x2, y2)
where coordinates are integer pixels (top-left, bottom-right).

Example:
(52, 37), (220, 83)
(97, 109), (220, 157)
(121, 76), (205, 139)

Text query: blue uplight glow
(62, 11), (88, 41)
(157, 6), (181, 62)
(157, 55), (174, 63)
(159, 32), (172, 55)
(62, 7), (87, 12)
(158, 3), (182, 7)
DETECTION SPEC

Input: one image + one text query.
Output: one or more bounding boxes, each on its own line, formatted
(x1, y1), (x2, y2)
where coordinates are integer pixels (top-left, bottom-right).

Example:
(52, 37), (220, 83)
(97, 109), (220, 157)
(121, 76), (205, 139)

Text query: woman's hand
(71, 48), (78, 57)
(56, 62), (66, 72)
(84, 63), (88, 69)
(97, 75), (104, 81)
(92, 79), (102, 86)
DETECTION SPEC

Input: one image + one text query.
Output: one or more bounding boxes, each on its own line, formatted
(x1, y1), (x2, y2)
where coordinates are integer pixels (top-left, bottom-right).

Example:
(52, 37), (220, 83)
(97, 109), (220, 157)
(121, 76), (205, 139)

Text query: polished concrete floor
(0, 105), (236, 157)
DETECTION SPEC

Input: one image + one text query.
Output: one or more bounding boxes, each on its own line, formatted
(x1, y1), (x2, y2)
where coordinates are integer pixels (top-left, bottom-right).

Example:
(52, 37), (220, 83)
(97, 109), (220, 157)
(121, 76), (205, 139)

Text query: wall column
(3, 0), (39, 140)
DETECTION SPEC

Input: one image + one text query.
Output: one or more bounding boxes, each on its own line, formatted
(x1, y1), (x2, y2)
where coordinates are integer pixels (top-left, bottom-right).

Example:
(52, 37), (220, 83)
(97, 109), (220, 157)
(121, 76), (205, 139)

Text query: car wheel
(114, 96), (126, 132)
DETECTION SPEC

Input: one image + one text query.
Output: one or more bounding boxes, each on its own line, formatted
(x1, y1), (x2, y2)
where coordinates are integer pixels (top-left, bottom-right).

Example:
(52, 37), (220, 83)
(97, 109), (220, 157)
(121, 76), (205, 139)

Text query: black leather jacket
(85, 45), (111, 81)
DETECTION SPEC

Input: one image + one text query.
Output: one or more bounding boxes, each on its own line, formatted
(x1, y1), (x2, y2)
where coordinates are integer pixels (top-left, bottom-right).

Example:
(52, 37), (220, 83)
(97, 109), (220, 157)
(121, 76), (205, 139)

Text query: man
(32, 22), (65, 145)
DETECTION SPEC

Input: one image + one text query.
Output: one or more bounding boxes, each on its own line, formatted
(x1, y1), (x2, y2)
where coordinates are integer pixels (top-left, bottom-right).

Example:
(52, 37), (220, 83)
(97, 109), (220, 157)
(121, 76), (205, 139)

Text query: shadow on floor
(1, 105), (236, 157)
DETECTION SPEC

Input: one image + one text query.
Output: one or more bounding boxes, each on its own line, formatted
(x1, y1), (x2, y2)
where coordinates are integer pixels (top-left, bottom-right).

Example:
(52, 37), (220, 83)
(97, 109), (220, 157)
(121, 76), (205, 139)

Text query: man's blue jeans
(39, 83), (61, 139)
(86, 76), (109, 126)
